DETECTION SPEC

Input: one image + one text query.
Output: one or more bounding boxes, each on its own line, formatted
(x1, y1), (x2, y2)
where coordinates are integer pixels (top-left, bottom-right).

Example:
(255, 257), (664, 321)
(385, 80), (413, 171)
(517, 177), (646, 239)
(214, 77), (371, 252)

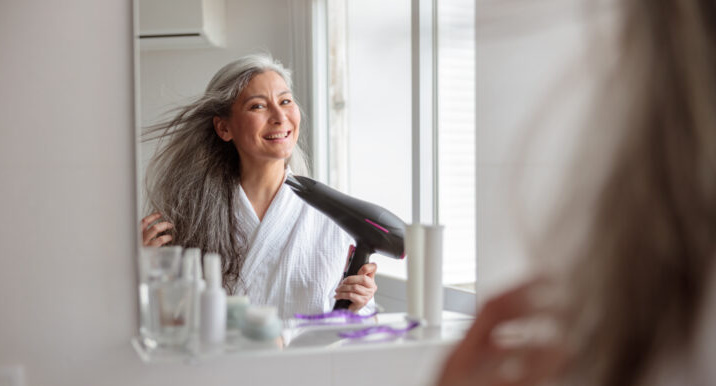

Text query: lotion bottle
(185, 248), (205, 335)
(200, 253), (227, 350)
(180, 251), (196, 334)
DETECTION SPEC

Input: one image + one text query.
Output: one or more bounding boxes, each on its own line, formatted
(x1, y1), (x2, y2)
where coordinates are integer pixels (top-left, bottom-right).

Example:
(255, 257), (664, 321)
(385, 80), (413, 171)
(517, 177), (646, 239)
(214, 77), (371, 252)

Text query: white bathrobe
(233, 173), (376, 320)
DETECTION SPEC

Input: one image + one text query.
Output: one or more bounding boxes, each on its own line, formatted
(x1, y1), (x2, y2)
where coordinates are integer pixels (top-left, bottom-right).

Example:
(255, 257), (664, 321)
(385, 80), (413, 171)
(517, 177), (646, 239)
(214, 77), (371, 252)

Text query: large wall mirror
(133, 0), (594, 360)
(134, 0), (484, 358)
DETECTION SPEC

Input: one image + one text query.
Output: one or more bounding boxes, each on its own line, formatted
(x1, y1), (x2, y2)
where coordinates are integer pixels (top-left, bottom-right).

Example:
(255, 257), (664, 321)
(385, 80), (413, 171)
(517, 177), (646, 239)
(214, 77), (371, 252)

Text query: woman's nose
(269, 103), (287, 124)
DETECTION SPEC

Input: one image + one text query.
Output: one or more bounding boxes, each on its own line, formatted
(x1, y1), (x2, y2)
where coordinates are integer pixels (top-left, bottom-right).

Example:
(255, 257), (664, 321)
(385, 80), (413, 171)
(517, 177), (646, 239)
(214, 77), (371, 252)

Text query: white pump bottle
(200, 253), (227, 349)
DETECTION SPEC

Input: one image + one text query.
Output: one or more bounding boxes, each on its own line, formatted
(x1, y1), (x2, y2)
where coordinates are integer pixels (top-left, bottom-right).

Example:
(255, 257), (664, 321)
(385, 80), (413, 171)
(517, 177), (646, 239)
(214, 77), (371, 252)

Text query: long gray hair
(143, 54), (309, 293)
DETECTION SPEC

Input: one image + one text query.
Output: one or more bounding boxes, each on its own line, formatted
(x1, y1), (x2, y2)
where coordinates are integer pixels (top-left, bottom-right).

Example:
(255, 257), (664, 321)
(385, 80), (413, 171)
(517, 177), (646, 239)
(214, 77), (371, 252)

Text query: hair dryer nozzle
(284, 174), (306, 190)
(284, 174), (405, 258)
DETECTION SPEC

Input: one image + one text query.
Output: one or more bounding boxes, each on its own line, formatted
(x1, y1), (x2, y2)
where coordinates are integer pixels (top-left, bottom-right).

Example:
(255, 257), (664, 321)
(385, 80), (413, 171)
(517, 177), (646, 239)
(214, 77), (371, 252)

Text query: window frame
(293, 0), (476, 315)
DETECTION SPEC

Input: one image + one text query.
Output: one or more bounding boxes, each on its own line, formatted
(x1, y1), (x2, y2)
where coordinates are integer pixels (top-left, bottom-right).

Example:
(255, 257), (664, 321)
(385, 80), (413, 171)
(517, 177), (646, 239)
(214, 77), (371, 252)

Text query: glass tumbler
(138, 246), (192, 348)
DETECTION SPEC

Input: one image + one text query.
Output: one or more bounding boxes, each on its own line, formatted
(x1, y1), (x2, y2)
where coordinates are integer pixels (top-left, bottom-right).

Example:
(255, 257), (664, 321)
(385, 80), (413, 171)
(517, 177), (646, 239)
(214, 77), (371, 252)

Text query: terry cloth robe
(233, 172), (376, 320)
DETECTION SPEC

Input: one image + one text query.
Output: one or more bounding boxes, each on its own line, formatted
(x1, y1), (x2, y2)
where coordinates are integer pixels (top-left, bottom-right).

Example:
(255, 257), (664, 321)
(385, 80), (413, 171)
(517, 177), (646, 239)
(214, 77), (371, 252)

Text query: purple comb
(294, 309), (378, 321)
(338, 320), (420, 339)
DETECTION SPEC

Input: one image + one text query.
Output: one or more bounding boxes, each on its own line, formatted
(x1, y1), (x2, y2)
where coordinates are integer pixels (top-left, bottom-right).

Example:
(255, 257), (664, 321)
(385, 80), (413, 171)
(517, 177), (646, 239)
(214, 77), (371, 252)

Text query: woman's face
(214, 70), (300, 168)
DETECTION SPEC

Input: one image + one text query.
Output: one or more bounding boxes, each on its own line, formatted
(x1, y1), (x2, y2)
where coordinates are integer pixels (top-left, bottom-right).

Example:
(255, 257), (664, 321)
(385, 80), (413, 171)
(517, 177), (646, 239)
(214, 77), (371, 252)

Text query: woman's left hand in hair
(334, 262), (378, 313)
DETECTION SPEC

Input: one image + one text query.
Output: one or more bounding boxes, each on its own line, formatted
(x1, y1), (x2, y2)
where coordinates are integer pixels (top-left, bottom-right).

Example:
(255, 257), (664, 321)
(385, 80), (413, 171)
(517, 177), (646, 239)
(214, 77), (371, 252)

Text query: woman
(438, 0), (716, 384)
(140, 54), (377, 319)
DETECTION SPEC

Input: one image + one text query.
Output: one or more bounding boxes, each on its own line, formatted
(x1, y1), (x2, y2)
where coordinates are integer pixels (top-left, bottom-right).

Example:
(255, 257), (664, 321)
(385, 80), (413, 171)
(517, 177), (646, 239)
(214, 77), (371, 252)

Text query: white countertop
(132, 311), (474, 363)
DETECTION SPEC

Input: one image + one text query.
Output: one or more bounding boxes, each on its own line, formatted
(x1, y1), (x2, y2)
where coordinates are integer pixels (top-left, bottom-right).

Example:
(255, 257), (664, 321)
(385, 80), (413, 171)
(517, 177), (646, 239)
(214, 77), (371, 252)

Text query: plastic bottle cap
(245, 306), (278, 326)
(184, 248), (201, 259)
(203, 253), (222, 288)
(181, 248), (201, 280)
(192, 253), (204, 284)
(181, 256), (193, 281)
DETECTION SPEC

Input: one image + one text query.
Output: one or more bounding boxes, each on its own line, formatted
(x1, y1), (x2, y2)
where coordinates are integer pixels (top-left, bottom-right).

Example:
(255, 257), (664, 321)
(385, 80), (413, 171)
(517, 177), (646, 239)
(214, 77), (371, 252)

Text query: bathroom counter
(132, 311), (474, 363)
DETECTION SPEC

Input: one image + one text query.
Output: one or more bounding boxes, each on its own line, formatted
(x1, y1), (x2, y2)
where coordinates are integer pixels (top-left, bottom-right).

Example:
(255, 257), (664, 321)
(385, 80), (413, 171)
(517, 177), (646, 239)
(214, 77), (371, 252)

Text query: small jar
(226, 295), (250, 332)
(241, 305), (282, 341)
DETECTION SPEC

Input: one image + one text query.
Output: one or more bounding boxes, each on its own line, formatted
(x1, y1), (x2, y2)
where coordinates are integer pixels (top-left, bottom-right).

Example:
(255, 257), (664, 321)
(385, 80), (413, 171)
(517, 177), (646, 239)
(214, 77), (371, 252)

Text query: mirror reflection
(140, 54), (380, 316)
(136, 0), (476, 356)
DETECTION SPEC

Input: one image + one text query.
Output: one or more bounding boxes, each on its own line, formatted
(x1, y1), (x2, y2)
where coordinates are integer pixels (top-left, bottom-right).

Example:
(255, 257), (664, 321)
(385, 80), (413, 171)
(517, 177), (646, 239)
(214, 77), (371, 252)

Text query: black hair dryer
(285, 174), (405, 310)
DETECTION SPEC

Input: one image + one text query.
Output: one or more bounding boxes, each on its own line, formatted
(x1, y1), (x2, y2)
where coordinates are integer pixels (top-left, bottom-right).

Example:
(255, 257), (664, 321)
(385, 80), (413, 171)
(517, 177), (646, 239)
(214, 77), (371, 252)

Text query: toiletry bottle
(181, 248), (202, 336)
(200, 253), (227, 349)
(180, 251), (195, 332)
(189, 248), (206, 336)
(405, 223), (426, 321)
(423, 225), (444, 326)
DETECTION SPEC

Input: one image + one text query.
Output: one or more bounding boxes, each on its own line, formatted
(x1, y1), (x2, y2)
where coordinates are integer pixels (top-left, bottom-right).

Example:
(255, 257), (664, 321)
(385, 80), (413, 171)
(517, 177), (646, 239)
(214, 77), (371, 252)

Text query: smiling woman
(212, 70), (302, 219)
(141, 54), (378, 319)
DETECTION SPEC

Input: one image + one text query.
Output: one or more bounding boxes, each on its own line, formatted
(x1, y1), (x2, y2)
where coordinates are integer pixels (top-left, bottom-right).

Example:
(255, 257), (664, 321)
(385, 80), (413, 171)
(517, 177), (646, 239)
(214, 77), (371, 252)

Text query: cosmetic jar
(241, 305), (282, 341)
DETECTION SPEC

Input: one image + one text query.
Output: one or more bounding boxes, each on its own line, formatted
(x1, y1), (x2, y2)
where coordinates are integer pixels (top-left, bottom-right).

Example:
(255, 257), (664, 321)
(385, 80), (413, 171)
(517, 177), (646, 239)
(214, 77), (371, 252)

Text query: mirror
(135, 0), (477, 358)
(137, 0), (583, 360)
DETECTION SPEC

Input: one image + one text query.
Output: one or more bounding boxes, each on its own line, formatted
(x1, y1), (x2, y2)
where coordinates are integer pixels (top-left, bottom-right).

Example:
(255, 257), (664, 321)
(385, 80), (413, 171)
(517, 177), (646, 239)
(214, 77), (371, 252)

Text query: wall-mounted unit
(139, 0), (226, 50)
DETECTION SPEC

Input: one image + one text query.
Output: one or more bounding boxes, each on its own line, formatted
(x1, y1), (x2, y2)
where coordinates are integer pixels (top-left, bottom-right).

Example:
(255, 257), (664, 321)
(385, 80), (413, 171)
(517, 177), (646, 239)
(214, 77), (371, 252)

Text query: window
(318, 0), (476, 291)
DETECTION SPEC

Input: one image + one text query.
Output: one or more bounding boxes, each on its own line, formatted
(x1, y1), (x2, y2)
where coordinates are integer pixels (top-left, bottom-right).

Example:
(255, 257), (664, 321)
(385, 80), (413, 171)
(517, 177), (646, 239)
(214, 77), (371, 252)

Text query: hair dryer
(285, 174), (405, 310)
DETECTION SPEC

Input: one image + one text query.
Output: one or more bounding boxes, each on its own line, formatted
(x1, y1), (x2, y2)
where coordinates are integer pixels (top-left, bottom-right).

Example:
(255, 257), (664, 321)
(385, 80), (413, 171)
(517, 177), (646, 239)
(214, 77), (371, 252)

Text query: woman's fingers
(147, 234), (173, 247)
(335, 264), (379, 311)
(357, 262), (377, 278)
(340, 272), (376, 288)
(341, 292), (372, 312)
(335, 290), (369, 302)
(140, 212), (163, 232)
(334, 278), (376, 299)
(437, 277), (567, 386)
(140, 212), (174, 247)
(471, 278), (552, 347)
(143, 221), (173, 242)
(335, 282), (372, 297)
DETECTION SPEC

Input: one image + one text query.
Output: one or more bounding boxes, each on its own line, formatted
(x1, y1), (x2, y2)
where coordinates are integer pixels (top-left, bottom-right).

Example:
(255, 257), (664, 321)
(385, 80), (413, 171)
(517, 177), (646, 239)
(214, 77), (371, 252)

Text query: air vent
(139, 0), (226, 50)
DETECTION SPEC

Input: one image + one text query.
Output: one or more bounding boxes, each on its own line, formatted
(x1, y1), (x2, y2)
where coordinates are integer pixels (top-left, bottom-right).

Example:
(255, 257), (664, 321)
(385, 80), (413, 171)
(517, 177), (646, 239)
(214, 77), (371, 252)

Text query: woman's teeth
(264, 132), (289, 139)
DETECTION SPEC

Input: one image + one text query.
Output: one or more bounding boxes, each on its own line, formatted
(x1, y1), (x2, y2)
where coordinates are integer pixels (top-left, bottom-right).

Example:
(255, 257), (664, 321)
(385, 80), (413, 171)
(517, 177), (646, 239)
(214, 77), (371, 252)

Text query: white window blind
(438, 0), (476, 287)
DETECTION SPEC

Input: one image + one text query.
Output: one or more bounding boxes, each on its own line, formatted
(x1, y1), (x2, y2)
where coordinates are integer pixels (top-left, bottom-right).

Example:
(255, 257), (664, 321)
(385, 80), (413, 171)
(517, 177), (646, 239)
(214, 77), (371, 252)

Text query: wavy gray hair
(143, 54), (309, 293)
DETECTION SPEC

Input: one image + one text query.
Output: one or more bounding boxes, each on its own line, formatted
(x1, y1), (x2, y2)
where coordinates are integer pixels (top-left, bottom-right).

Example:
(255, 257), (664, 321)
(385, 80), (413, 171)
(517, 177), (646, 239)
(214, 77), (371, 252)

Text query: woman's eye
(281, 99), (292, 105)
(250, 104), (265, 110)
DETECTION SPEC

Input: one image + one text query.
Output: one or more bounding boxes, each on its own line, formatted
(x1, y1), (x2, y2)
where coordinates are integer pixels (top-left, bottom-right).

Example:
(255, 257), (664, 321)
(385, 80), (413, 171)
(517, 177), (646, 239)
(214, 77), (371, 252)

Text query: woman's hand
(436, 279), (568, 386)
(334, 262), (378, 313)
(141, 212), (174, 247)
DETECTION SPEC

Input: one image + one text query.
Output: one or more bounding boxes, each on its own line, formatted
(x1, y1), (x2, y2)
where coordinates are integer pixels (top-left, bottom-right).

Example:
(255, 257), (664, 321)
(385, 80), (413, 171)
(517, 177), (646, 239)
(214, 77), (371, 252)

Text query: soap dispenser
(199, 253), (227, 350)
(181, 248), (204, 336)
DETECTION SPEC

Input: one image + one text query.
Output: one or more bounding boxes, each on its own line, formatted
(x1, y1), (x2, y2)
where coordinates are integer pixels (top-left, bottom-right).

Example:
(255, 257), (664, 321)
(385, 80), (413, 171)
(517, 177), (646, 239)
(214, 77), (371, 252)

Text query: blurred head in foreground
(439, 0), (716, 385)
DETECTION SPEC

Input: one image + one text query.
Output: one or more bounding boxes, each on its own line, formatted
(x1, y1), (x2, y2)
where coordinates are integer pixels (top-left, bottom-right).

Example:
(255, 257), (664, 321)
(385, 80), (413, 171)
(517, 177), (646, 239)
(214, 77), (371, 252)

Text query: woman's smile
(263, 130), (292, 141)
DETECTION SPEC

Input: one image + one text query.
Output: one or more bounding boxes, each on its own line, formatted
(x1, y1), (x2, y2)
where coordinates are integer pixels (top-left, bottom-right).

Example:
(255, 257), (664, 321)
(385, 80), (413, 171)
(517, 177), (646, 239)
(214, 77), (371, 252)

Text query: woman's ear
(213, 116), (233, 142)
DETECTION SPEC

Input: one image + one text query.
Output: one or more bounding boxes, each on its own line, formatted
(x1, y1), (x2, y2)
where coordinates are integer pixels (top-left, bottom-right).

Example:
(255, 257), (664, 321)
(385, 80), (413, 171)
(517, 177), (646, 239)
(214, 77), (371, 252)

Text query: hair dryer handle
(333, 242), (373, 310)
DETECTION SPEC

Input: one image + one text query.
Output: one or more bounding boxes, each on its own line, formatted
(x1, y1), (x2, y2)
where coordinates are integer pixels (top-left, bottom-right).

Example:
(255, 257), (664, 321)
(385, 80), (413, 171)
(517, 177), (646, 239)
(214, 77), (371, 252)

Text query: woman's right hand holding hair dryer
(141, 212), (174, 247)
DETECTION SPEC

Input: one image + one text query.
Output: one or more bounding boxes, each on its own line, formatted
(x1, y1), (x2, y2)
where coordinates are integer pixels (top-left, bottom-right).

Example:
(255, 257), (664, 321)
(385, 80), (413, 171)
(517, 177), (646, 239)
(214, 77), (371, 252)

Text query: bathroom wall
(0, 0), (604, 384)
(0, 1), (450, 385)
(474, 1), (603, 297)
